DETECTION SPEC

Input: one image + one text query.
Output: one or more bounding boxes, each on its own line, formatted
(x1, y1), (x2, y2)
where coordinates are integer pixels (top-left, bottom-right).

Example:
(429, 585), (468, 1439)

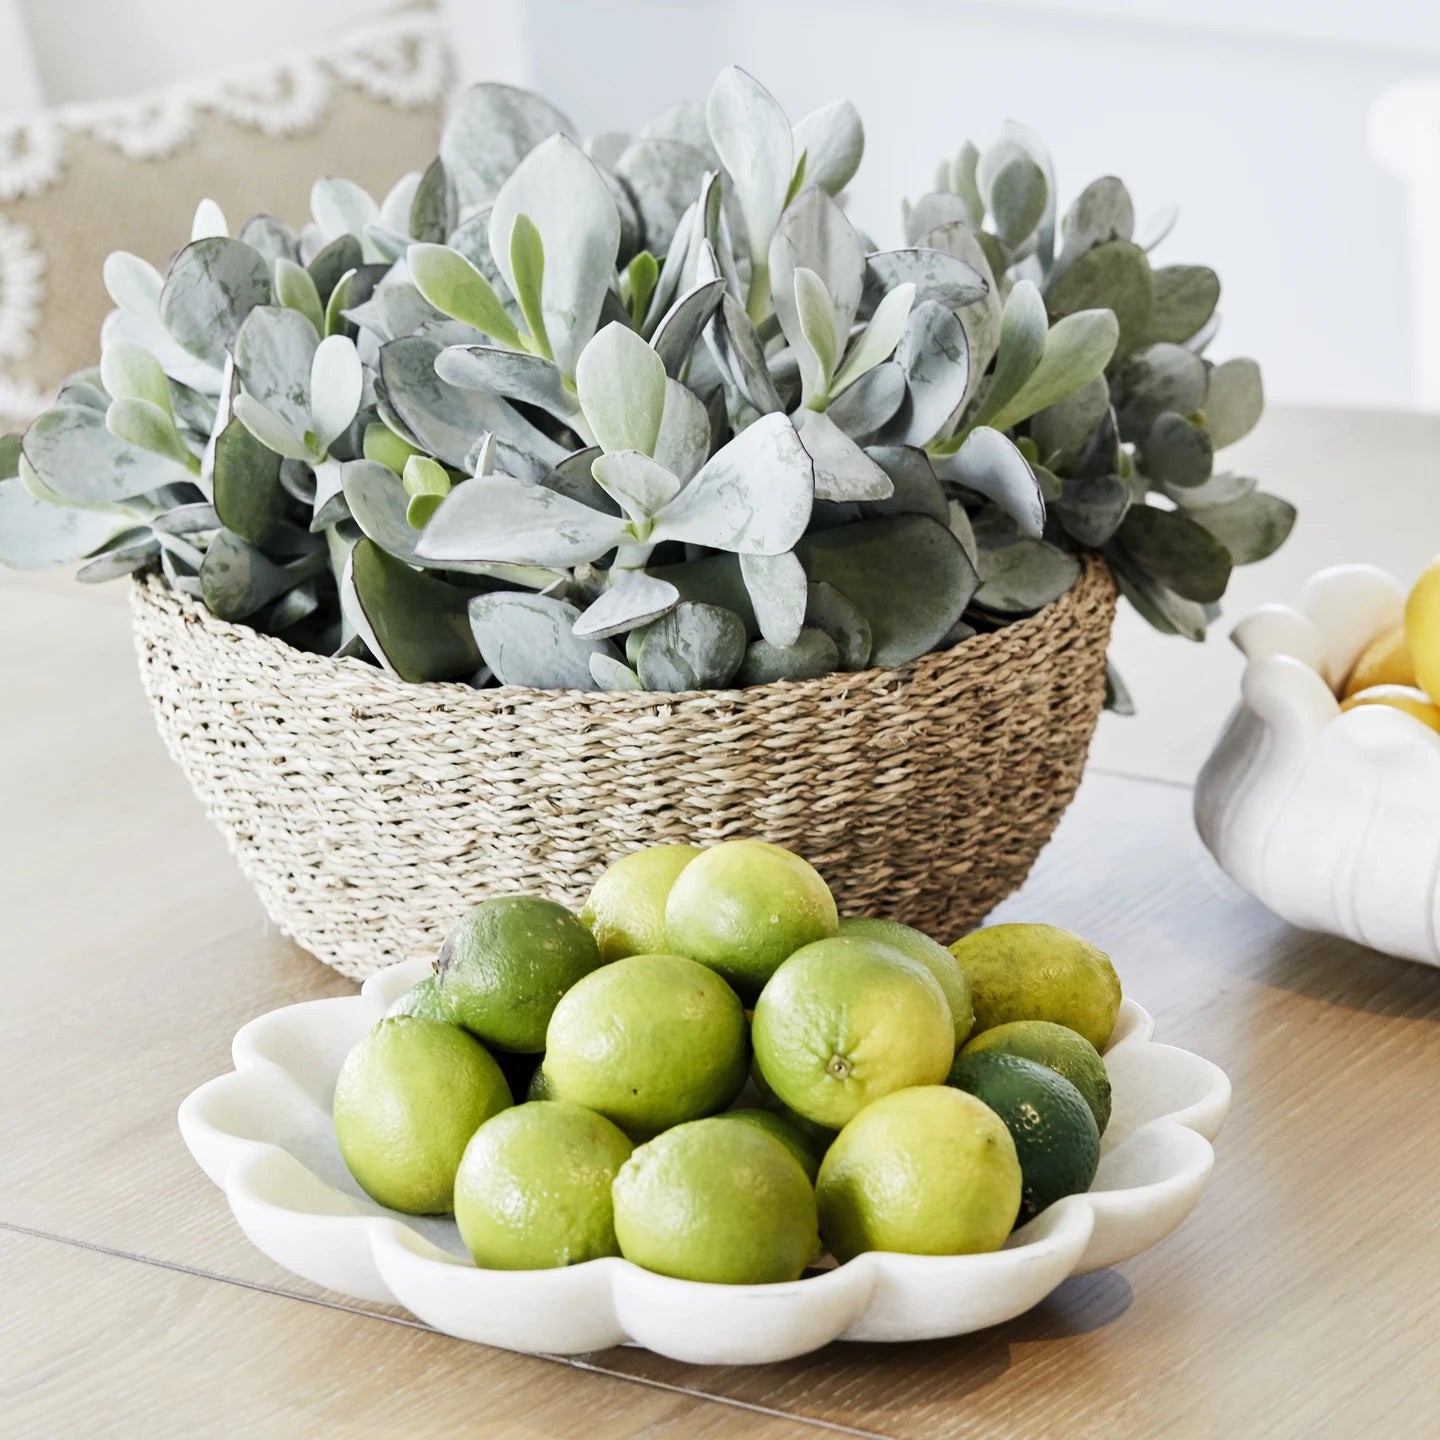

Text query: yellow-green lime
(544, 954), (749, 1138)
(581, 845), (702, 963)
(453, 1102), (633, 1269)
(386, 973), (450, 1021)
(437, 895), (601, 1053)
(664, 840), (839, 999)
(612, 1116), (819, 1284)
(751, 936), (955, 1129)
(839, 916), (975, 1045)
(947, 1052), (1100, 1221)
(947, 923), (1122, 1051)
(957, 1019), (1111, 1132)
(816, 1086), (1021, 1261)
(332, 1017), (512, 1215)
(713, 1107), (826, 1182)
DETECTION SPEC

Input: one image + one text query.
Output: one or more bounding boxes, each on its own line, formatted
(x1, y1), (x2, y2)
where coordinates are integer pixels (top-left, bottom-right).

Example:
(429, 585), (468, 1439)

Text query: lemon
(948, 1052), (1100, 1220)
(817, 1086), (1021, 1260)
(947, 923), (1122, 1051)
(332, 1017), (512, 1214)
(665, 839), (839, 999)
(437, 895), (601, 1053)
(1404, 558), (1440, 702)
(958, 1019), (1112, 1133)
(581, 845), (703, 963)
(612, 1116), (819, 1284)
(1338, 684), (1440, 733)
(454, 1102), (633, 1269)
(544, 953), (749, 1138)
(839, 916), (975, 1045)
(714, 1107), (827, 1182)
(1343, 624), (1416, 698)
(751, 936), (954, 1129)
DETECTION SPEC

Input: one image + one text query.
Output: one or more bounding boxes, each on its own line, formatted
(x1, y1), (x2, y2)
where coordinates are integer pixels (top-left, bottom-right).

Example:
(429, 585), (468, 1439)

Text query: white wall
(447, 0), (1435, 411)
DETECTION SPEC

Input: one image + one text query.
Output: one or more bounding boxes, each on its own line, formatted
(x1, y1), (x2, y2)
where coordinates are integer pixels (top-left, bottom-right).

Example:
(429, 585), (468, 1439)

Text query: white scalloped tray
(178, 957), (1230, 1364)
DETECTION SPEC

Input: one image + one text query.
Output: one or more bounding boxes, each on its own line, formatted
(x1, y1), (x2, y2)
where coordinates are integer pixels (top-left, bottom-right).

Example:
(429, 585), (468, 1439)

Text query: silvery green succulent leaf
(234, 305), (318, 440)
(1147, 265), (1220, 345)
(440, 83), (577, 211)
(949, 141), (983, 220)
(793, 99), (864, 196)
(576, 322), (667, 456)
(1110, 559), (1206, 640)
(861, 445), (948, 523)
(995, 120), (1058, 267)
(1054, 176), (1134, 277)
(803, 580), (872, 669)
(1164, 469), (1256, 509)
(650, 413), (813, 553)
(589, 652), (644, 691)
(1053, 469), (1131, 546)
(962, 280), (1046, 435)
(211, 416), (283, 544)
(435, 345), (584, 430)
(489, 135), (621, 379)
(105, 397), (200, 475)
(737, 628), (839, 685)
(238, 215), (298, 267)
(988, 156), (1048, 250)
(947, 498), (979, 569)
(652, 277), (725, 378)
(827, 360), (906, 438)
(918, 221), (1002, 374)
(654, 380), (710, 483)
(149, 501), (218, 535)
(409, 157), (454, 244)
(310, 458), (349, 531)
(1113, 343), (1207, 439)
(886, 299), (970, 447)
(1104, 659), (1135, 715)
(275, 256), (324, 334)
(201, 529), (324, 621)
(705, 293), (783, 414)
(613, 139), (711, 254)
(637, 600), (747, 691)
(640, 101), (718, 162)
(796, 514), (976, 666)
(0, 474), (135, 567)
(159, 238), (273, 369)
(707, 67), (793, 311)
(903, 192), (974, 246)
(1117, 503), (1231, 603)
(739, 549), (807, 647)
(1140, 410), (1213, 488)
(1187, 490), (1295, 565)
(417, 475), (628, 567)
(74, 534), (161, 582)
(311, 178), (380, 253)
(1029, 376), (1110, 470)
(573, 568), (680, 639)
(542, 446), (618, 512)
(1204, 358), (1264, 449)
(22, 405), (194, 504)
(100, 341), (170, 414)
(987, 308), (1119, 434)
(591, 450), (681, 522)
(308, 235), (363, 305)
(340, 538), (480, 682)
(863, 248), (986, 314)
(1046, 239), (1154, 352)
(973, 535), (1080, 615)
(770, 190), (866, 389)
(310, 335), (362, 453)
(934, 426), (1044, 539)
(1138, 204), (1179, 253)
(831, 284), (914, 398)
(794, 410), (892, 503)
(406, 244), (521, 348)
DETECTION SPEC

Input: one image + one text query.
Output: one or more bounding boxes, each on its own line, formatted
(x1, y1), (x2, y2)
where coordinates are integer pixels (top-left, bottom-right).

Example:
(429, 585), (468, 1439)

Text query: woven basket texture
(130, 555), (1116, 980)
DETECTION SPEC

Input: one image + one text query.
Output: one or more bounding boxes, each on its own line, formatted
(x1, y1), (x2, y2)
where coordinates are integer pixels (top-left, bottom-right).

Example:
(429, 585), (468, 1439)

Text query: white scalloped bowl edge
(1196, 563), (1440, 967)
(178, 958), (1230, 1364)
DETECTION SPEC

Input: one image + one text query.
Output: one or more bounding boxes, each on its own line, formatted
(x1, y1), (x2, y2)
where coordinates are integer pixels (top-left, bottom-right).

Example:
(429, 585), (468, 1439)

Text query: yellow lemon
(1338, 685), (1440, 733)
(1404, 559), (1440, 702)
(1342, 624), (1415, 698)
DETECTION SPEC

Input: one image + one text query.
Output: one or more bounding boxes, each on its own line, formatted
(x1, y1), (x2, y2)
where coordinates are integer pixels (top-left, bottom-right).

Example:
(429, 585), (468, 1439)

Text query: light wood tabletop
(4, 404), (1440, 1439)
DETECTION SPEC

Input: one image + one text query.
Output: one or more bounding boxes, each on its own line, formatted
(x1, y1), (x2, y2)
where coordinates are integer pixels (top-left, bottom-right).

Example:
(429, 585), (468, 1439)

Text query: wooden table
(4, 405), (1439, 1439)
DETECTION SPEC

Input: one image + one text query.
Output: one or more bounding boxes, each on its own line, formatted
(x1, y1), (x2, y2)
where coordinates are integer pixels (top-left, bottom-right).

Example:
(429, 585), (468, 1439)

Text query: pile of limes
(332, 840), (1123, 1285)
(1338, 557), (1440, 732)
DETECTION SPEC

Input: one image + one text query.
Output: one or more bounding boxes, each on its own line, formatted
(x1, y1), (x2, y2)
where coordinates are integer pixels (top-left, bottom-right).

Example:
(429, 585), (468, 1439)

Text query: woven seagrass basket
(130, 554), (1116, 979)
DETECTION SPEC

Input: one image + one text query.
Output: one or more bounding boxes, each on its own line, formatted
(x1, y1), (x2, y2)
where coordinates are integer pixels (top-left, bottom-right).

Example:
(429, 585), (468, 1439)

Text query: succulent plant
(0, 70), (1290, 704)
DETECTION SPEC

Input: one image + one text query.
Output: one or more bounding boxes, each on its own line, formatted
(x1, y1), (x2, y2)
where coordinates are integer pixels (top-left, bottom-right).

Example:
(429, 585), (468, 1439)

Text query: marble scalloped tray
(178, 958), (1230, 1365)
(1196, 563), (1440, 967)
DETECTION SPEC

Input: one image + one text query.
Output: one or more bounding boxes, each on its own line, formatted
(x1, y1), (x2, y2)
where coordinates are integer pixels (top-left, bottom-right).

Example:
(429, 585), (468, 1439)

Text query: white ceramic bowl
(178, 958), (1230, 1364)
(1196, 563), (1440, 968)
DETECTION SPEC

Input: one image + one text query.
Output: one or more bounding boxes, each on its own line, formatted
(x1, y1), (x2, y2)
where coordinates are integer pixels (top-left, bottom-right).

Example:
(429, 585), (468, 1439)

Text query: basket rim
(131, 551), (1114, 712)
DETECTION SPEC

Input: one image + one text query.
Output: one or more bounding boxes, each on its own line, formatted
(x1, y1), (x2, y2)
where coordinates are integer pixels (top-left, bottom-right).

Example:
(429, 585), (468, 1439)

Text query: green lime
(544, 953), (749, 1138)
(332, 1017), (512, 1215)
(816, 1085), (1021, 1261)
(946, 923), (1122, 1051)
(947, 1052), (1100, 1221)
(612, 1116), (819, 1284)
(751, 936), (954, 1129)
(436, 895), (601, 1053)
(453, 1102), (633, 1269)
(385, 973), (450, 1021)
(526, 1065), (555, 1101)
(958, 1019), (1112, 1133)
(581, 845), (703, 963)
(664, 840), (839, 999)
(839, 916), (975, 1045)
(714, 1107), (826, 1182)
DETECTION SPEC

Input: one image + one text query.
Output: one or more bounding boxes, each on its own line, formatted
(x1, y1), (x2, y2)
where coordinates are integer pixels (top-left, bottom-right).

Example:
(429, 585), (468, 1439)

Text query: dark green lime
(956, 1019), (1112, 1133)
(947, 1051), (1100, 1222)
